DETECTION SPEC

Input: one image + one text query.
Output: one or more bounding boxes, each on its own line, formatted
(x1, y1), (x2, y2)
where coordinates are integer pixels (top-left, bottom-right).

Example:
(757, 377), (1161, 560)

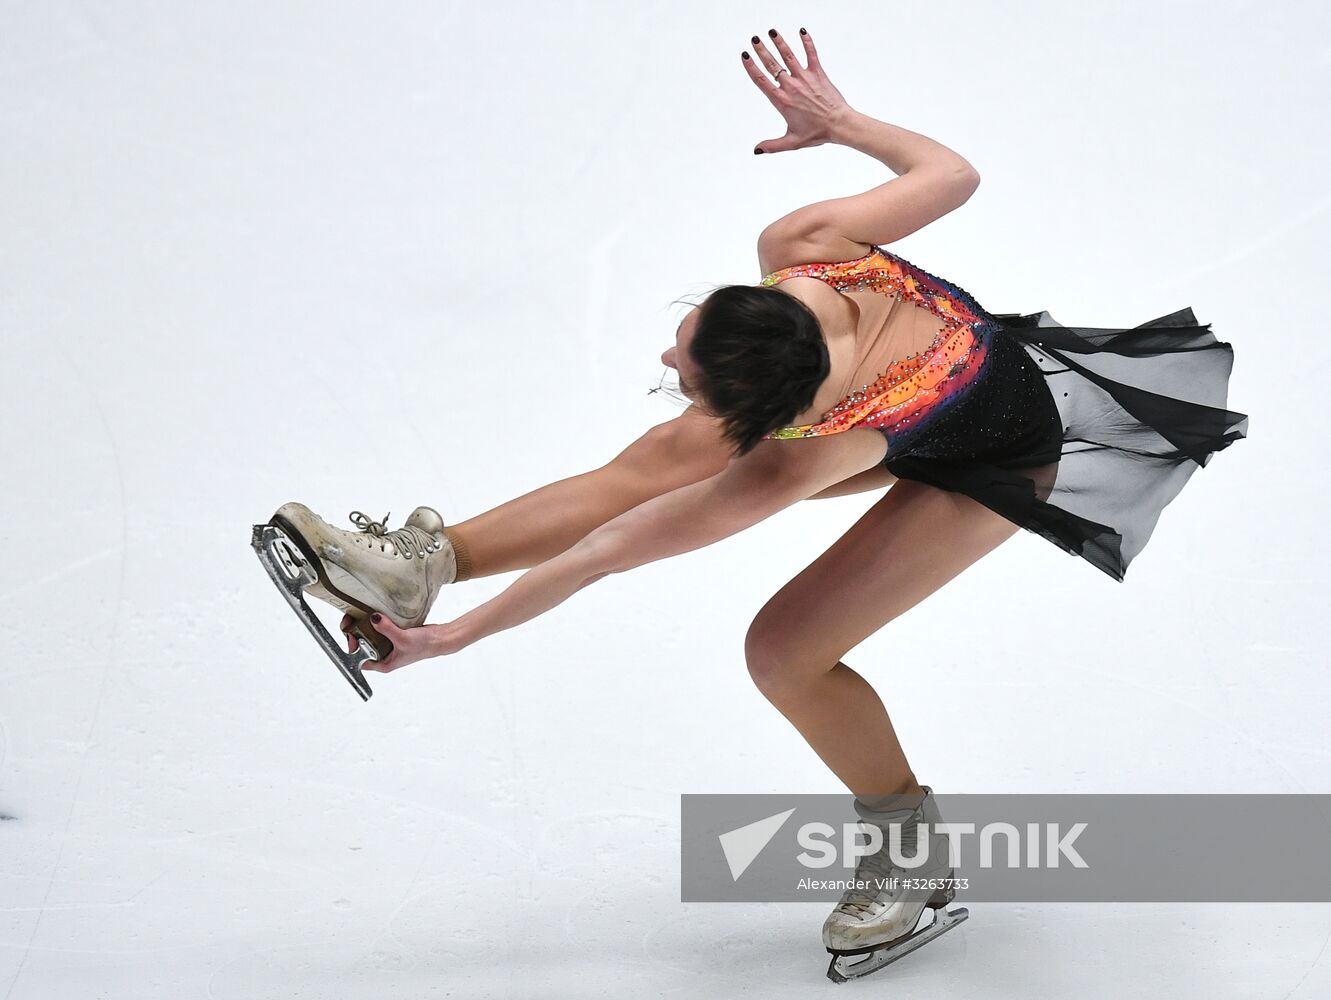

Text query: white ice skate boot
(251, 502), (458, 700)
(822, 786), (968, 983)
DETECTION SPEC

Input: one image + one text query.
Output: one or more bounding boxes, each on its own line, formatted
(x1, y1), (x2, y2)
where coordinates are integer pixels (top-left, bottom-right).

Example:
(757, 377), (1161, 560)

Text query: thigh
(747, 478), (1022, 675)
(806, 463), (899, 500)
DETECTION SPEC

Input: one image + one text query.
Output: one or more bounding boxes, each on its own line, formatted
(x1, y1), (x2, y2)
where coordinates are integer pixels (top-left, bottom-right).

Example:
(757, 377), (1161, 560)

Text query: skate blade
(826, 905), (968, 984)
(269, 513), (396, 662)
(251, 522), (376, 701)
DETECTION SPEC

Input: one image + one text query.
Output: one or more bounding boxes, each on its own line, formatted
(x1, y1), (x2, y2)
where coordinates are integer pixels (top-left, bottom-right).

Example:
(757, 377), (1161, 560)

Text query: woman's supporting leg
(744, 479), (1021, 802)
(447, 407), (732, 579)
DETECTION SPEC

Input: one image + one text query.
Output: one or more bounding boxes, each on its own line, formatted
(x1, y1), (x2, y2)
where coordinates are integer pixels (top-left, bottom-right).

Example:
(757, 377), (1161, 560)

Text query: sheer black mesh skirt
(882, 306), (1250, 582)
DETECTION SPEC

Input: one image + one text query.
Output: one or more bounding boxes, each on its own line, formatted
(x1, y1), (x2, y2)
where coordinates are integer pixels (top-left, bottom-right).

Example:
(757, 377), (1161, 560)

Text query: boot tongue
(404, 505), (444, 536)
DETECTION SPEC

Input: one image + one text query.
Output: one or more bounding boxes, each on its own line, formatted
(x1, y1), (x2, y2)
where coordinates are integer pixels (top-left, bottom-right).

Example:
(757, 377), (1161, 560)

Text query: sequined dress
(758, 245), (1249, 582)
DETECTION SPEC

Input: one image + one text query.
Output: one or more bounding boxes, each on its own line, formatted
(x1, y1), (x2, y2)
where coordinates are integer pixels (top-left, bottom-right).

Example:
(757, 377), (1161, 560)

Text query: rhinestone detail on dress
(759, 245), (997, 451)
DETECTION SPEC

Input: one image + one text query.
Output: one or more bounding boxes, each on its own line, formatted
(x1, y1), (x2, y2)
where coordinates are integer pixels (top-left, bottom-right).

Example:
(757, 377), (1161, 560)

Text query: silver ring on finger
(773, 67), (788, 82)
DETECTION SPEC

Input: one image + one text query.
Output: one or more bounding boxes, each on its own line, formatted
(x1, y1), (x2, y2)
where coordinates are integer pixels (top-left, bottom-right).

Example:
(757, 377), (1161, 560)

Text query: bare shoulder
(768, 274), (859, 343)
(754, 227), (869, 339)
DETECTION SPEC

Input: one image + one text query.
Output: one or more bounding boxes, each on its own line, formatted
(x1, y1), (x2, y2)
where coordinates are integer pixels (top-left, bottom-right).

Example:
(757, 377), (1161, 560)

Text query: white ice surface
(2, 2), (1328, 997)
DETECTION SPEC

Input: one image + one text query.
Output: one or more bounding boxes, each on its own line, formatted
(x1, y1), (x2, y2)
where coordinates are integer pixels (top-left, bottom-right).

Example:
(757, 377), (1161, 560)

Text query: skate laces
(348, 510), (439, 559)
(837, 846), (897, 916)
(836, 819), (921, 917)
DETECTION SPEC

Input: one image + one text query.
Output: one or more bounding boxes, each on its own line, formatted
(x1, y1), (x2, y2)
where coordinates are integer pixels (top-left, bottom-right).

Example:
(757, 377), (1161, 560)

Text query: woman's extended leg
(446, 406), (733, 579)
(744, 479), (1022, 801)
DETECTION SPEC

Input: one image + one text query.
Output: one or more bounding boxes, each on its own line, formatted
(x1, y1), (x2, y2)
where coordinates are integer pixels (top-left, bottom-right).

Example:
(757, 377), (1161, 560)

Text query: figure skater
(253, 25), (1248, 981)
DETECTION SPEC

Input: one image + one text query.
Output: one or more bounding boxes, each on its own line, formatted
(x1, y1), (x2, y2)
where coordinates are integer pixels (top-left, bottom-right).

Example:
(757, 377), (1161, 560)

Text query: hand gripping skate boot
(822, 785), (968, 983)
(251, 502), (458, 700)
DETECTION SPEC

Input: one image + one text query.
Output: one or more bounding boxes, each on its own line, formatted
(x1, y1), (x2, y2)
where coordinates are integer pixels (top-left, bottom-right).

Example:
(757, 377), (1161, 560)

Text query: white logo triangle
(718, 807), (797, 881)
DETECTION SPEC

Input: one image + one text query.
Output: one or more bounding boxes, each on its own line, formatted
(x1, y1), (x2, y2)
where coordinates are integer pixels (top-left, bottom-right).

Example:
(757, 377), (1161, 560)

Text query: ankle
(856, 776), (926, 813)
(444, 525), (474, 582)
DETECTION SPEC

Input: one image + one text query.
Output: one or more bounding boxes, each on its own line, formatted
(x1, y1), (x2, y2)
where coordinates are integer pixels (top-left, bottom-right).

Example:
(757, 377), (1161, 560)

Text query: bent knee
(744, 625), (823, 702)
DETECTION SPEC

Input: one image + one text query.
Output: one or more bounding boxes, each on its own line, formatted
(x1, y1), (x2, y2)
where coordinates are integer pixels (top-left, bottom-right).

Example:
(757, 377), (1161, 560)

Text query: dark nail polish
(371, 613), (381, 624)
(754, 148), (763, 155)
(751, 35), (759, 45)
(800, 27), (807, 36)
(742, 51), (750, 60)
(768, 28), (777, 38)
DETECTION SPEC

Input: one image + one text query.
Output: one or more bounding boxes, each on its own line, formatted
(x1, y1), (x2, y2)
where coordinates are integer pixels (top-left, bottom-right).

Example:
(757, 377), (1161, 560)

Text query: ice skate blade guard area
(250, 522), (378, 701)
(825, 904), (968, 984)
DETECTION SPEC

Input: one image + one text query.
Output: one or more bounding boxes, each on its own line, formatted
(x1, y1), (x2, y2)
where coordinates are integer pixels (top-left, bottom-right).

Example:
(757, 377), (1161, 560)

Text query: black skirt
(883, 304), (1250, 583)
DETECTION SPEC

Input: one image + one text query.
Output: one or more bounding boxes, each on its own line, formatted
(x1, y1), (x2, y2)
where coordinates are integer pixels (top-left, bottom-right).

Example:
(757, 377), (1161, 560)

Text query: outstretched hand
(743, 27), (853, 155)
(340, 612), (463, 673)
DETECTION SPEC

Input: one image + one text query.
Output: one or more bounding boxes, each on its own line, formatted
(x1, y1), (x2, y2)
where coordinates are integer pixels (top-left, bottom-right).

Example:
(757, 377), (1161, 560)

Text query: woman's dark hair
(686, 284), (831, 458)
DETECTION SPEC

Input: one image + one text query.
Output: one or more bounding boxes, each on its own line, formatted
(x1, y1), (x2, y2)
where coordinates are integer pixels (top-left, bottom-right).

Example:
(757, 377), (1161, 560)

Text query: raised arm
(372, 429), (888, 671)
(762, 111), (980, 258)
(745, 27), (980, 268)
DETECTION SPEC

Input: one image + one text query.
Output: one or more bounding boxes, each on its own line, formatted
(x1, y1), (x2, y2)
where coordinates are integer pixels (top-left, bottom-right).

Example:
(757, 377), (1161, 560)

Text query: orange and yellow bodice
(759, 246), (998, 449)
